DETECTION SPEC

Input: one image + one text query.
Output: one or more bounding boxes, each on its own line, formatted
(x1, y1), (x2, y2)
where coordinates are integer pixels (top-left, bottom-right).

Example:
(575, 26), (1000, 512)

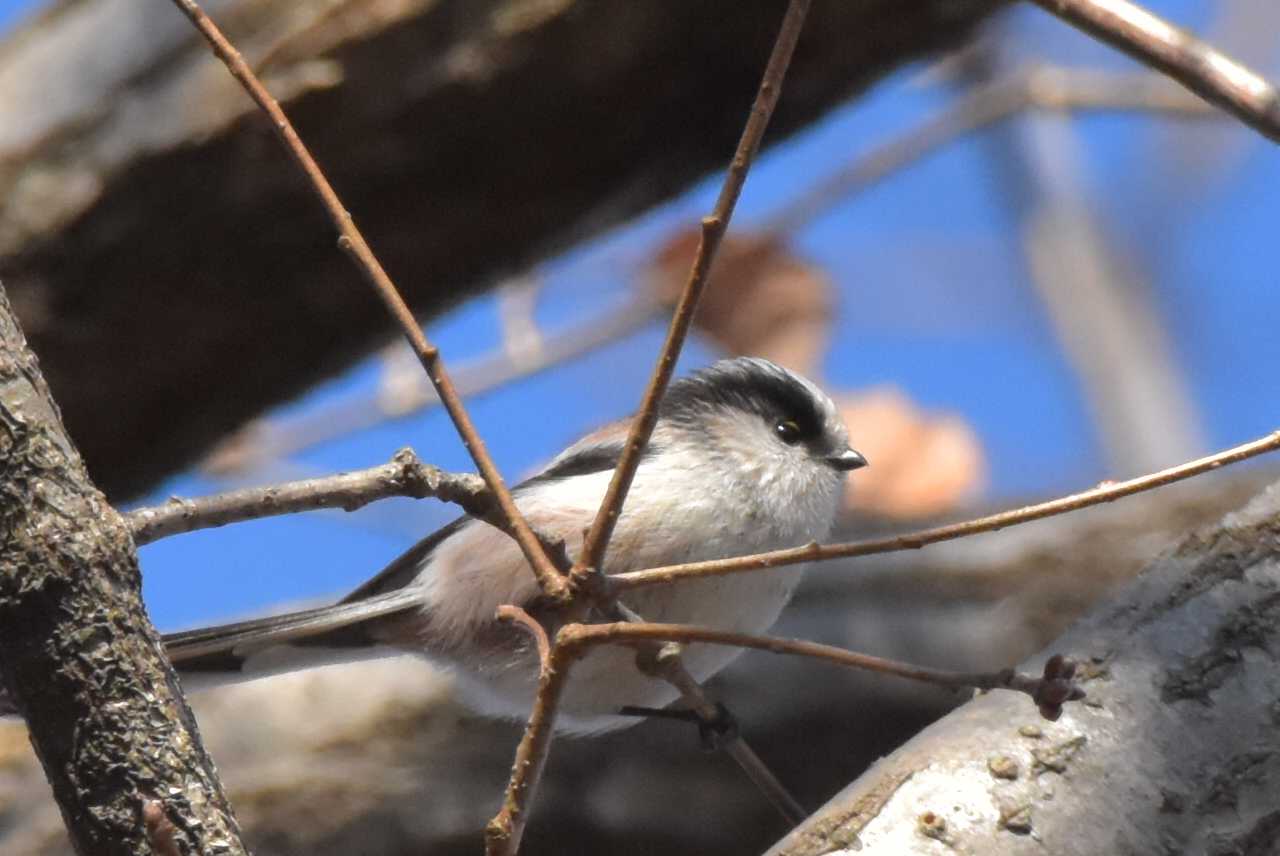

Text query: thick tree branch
(1, 0), (1001, 501)
(0, 283), (247, 854)
(766, 476), (1280, 855)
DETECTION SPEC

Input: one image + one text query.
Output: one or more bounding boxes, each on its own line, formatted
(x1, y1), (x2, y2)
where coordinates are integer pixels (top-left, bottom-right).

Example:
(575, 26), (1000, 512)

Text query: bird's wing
(338, 428), (640, 604)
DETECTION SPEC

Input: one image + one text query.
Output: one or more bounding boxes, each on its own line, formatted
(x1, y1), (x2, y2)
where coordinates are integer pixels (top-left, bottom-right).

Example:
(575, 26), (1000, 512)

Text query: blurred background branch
(0, 0), (999, 499)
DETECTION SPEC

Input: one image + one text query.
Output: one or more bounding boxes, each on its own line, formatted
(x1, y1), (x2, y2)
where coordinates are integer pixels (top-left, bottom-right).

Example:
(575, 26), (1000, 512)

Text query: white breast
(409, 455), (843, 732)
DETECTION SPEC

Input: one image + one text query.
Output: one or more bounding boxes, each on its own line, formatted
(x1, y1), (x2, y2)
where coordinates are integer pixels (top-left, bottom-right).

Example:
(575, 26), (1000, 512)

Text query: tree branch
(0, 283), (248, 854)
(485, 607), (581, 856)
(613, 428), (1280, 590)
(766, 474), (1280, 855)
(631, 640), (809, 826)
(168, 0), (568, 601)
(127, 448), (490, 545)
(573, 0), (813, 578)
(563, 621), (1084, 721)
(1027, 0), (1280, 142)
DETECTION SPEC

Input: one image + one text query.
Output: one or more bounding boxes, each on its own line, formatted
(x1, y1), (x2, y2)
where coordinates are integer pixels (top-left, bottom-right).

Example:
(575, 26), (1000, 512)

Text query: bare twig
(486, 607), (580, 856)
(168, 0), (567, 601)
(485, 6), (817, 841)
(574, 0), (813, 578)
(496, 603), (551, 667)
(1027, 0), (1280, 142)
(562, 622), (1085, 721)
(127, 448), (488, 545)
(766, 66), (1215, 235)
(614, 429), (1280, 590)
(635, 644), (808, 825)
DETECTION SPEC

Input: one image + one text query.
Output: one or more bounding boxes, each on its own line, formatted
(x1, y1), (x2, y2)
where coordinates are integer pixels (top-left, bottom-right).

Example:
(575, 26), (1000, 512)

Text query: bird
(163, 357), (866, 733)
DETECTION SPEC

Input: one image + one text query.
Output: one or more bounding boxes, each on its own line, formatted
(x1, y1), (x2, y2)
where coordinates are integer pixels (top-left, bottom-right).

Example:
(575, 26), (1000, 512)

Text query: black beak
(825, 447), (868, 471)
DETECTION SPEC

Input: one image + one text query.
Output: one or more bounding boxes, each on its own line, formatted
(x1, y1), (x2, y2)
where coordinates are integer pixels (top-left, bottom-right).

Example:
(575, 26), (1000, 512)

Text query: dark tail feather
(164, 589), (422, 675)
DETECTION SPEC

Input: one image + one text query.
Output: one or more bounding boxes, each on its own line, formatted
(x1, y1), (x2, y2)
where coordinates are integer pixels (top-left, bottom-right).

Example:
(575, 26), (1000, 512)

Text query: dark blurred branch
(128, 448), (489, 545)
(1027, 0), (1280, 141)
(0, 284), (247, 854)
(1, 0), (1001, 500)
(168, 0), (568, 600)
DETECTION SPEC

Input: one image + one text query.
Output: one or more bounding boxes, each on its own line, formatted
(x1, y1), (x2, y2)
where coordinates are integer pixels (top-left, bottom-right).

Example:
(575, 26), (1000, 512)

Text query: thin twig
(168, 0), (568, 601)
(486, 608), (580, 856)
(573, 0), (813, 579)
(635, 643), (808, 825)
(562, 621), (1085, 721)
(485, 5), (817, 841)
(614, 429), (1280, 590)
(766, 66), (1215, 235)
(127, 448), (488, 546)
(496, 603), (551, 666)
(1028, 0), (1280, 142)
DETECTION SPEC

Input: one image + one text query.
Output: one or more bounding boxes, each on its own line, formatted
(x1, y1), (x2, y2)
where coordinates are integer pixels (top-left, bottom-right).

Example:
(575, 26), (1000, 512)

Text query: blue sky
(2, 1), (1276, 630)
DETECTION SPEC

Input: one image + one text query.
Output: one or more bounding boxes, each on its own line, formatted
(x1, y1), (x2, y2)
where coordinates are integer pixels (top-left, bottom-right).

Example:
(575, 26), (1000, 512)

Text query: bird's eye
(774, 419), (802, 445)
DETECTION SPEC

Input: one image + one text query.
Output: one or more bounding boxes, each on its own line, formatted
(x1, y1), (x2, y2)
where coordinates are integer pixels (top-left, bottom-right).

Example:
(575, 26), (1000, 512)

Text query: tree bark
(0, 281), (246, 855)
(0, 0), (999, 500)
(767, 480), (1280, 855)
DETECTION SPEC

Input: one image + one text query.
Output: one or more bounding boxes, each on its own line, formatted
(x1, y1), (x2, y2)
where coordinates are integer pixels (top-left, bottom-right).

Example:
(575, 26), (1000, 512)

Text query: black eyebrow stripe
(660, 362), (824, 437)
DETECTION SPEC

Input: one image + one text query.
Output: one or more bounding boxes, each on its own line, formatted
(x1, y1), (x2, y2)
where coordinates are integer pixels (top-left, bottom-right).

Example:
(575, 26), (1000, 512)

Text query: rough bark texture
(0, 283), (246, 856)
(0, 469), (1267, 855)
(0, 0), (1000, 500)
(767, 478), (1280, 856)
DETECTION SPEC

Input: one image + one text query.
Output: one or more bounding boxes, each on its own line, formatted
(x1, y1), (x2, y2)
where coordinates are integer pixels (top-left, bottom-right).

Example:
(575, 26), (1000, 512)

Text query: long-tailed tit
(165, 357), (866, 732)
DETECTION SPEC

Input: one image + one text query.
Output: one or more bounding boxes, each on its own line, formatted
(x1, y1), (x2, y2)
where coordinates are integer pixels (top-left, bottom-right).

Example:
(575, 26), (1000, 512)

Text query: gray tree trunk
(0, 282), (246, 856)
